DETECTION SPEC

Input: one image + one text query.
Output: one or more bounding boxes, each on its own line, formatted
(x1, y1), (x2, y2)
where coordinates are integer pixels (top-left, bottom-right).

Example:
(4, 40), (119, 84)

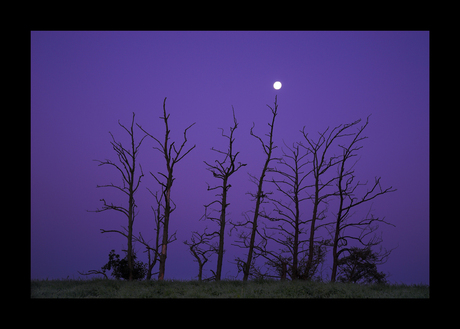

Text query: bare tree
(254, 142), (312, 280)
(184, 229), (218, 281)
(88, 112), (147, 281)
(231, 96), (279, 281)
(299, 119), (361, 279)
(202, 107), (247, 281)
(132, 187), (176, 280)
(137, 97), (195, 280)
(329, 116), (396, 282)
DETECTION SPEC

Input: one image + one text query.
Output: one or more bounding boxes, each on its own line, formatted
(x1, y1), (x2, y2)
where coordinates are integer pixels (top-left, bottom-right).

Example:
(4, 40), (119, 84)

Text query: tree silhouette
(201, 107), (247, 281)
(231, 96), (280, 281)
(137, 97), (195, 280)
(184, 229), (218, 281)
(88, 112), (147, 281)
(299, 119), (361, 279)
(329, 116), (396, 282)
(336, 247), (389, 284)
(255, 142), (312, 280)
(132, 187), (170, 280)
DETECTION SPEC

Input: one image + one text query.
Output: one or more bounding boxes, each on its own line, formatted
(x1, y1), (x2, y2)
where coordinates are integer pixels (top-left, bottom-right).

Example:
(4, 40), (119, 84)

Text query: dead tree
(299, 119), (361, 279)
(88, 112), (147, 281)
(329, 116), (396, 282)
(231, 96), (279, 281)
(255, 142), (312, 280)
(137, 97), (195, 280)
(132, 187), (177, 280)
(184, 229), (218, 281)
(202, 107), (247, 281)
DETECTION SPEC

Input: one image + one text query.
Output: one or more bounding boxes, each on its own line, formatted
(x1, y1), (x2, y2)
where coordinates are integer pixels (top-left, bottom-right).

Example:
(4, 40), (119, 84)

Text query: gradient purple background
(31, 31), (429, 284)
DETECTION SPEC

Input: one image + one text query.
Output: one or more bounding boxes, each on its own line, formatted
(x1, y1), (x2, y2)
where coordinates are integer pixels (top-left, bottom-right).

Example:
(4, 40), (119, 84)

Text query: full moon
(273, 81), (282, 90)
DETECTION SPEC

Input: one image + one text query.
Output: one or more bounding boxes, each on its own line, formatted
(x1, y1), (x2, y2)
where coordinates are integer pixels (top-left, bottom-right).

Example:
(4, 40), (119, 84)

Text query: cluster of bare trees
(87, 98), (195, 281)
(86, 96), (396, 282)
(237, 114), (397, 282)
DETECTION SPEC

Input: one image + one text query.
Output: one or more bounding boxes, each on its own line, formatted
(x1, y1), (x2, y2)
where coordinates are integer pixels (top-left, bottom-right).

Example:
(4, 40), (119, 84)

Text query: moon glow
(273, 81), (282, 90)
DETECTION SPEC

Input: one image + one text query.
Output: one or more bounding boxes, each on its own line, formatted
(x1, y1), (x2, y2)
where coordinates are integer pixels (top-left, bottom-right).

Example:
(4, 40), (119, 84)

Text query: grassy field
(31, 278), (429, 298)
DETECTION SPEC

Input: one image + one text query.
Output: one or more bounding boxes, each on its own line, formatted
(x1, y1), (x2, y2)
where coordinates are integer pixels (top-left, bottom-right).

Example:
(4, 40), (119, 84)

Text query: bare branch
(100, 228), (129, 239)
(77, 269), (108, 280)
(88, 198), (129, 217)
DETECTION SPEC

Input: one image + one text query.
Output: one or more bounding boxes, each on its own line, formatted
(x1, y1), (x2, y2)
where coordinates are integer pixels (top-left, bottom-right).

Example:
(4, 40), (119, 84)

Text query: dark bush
(337, 247), (387, 284)
(102, 249), (147, 281)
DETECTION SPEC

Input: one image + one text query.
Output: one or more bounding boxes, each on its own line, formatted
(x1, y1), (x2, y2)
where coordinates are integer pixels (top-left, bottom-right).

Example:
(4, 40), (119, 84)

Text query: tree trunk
(281, 261), (287, 281)
(216, 178), (228, 281)
(243, 96), (278, 281)
(243, 175), (265, 281)
(330, 228), (340, 282)
(304, 176), (319, 279)
(158, 180), (172, 281)
(127, 167), (135, 281)
(292, 166), (300, 280)
(127, 218), (133, 281)
(292, 194), (299, 280)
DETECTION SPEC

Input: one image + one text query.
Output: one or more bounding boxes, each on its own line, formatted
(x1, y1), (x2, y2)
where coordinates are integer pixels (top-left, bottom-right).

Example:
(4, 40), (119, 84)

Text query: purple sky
(31, 31), (429, 284)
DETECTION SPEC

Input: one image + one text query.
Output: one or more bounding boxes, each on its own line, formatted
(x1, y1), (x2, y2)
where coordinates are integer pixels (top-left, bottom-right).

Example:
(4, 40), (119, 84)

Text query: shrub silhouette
(102, 249), (147, 281)
(337, 247), (387, 284)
